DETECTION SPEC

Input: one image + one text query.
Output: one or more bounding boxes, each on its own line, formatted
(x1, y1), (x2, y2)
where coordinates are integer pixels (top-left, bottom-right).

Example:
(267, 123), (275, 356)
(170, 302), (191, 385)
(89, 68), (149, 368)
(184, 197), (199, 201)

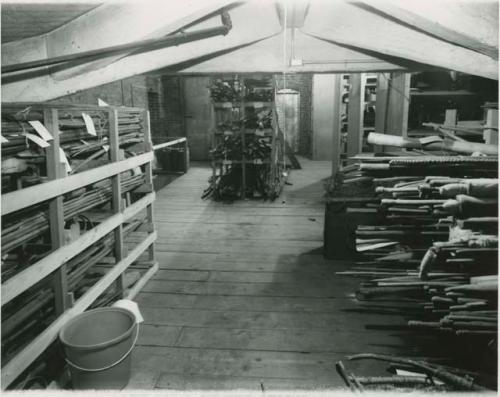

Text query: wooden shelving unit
(208, 76), (284, 201)
(1, 103), (157, 389)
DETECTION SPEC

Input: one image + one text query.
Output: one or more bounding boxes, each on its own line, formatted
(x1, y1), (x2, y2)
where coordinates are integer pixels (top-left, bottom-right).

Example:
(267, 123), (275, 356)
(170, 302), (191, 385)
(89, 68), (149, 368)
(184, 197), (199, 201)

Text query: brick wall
(274, 73), (313, 157)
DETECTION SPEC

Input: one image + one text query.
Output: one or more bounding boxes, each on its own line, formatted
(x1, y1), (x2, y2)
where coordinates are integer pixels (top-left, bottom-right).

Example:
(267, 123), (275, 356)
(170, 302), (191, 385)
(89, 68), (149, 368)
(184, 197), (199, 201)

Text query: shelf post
(142, 110), (156, 263)
(45, 108), (69, 315)
(331, 74), (343, 175)
(240, 76), (246, 199)
(109, 108), (125, 297)
(347, 73), (366, 159)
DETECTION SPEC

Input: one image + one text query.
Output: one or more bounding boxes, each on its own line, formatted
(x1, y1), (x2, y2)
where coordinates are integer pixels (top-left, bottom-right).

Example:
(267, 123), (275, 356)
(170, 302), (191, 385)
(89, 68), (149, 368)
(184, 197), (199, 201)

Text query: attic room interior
(1, 0), (498, 393)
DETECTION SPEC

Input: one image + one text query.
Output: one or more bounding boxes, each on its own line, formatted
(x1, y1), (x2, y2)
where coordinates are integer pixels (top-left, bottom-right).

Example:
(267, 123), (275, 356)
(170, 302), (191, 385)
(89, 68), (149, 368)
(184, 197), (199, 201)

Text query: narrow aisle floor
(129, 158), (409, 390)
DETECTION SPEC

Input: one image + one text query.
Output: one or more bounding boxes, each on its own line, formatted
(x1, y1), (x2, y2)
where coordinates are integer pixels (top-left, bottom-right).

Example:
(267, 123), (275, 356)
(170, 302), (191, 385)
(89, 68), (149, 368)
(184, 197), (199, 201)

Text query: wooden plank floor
(129, 158), (411, 391)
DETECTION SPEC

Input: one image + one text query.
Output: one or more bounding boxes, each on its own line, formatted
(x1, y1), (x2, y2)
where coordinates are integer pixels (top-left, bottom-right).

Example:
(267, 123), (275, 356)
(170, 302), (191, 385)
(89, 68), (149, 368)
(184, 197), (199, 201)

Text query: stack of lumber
(1, 106), (145, 193)
(332, 132), (498, 389)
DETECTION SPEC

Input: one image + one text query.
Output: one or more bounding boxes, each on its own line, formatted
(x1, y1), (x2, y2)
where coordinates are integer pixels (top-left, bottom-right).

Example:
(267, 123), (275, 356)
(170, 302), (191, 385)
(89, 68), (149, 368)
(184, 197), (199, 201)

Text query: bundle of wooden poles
(335, 353), (489, 392)
(1, 172), (145, 279)
(1, 106), (145, 193)
(1, 217), (147, 366)
(333, 132), (498, 390)
(203, 164), (274, 201)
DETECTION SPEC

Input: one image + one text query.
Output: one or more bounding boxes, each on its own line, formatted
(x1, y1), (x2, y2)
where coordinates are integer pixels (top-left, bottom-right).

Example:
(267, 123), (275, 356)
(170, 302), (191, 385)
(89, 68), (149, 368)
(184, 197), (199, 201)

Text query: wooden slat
(139, 324), (406, 354)
(153, 269), (332, 283)
(131, 345), (391, 383)
(126, 262), (159, 300)
(135, 293), (354, 313)
(139, 307), (405, 331)
(141, 279), (356, 298)
(2, 152), (153, 215)
(153, 372), (345, 390)
(1, 232), (157, 388)
(2, 193), (155, 305)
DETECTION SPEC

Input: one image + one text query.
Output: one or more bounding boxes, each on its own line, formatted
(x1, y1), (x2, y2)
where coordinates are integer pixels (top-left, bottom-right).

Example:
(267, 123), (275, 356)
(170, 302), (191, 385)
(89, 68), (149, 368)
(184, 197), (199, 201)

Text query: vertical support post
(374, 72), (411, 152)
(374, 72), (389, 153)
(386, 72), (411, 137)
(311, 74), (342, 163)
(484, 108), (498, 145)
(444, 109), (458, 139)
(240, 76), (246, 199)
(444, 109), (457, 126)
(109, 108), (125, 296)
(45, 108), (69, 315)
(183, 138), (189, 173)
(142, 110), (156, 263)
(331, 74), (343, 176)
(347, 73), (365, 159)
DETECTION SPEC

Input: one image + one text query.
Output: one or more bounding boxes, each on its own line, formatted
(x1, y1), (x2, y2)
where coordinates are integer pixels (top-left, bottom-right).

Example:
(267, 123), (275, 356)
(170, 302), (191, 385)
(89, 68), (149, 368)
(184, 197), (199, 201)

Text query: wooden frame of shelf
(1, 103), (157, 389)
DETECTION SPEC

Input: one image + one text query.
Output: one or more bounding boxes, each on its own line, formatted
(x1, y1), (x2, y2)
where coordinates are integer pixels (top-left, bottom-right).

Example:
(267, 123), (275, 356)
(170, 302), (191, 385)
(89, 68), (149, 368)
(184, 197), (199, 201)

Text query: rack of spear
(2, 172), (145, 279)
(1, 217), (147, 366)
(1, 105), (145, 193)
(331, 132), (498, 390)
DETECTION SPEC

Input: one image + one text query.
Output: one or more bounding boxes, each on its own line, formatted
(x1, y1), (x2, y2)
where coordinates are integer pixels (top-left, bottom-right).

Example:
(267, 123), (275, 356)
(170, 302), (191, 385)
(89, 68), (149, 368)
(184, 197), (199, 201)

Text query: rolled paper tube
(382, 198), (447, 206)
(367, 132), (498, 155)
(359, 163), (390, 171)
(467, 179), (499, 198)
(456, 194), (498, 218)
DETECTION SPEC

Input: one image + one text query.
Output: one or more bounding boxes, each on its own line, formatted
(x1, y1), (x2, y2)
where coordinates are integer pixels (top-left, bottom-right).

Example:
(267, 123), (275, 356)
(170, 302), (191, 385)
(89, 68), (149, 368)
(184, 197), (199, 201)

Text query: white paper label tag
(112, 299), (144, 323)
(102, 144), (109, 152)
(98, 98), (109, 107)
(59, 148), (72, 173)
(24, 133), (50, 148)
(82, 113), (97, 136)
(1, 136), (9, 143)
(28, 120), (53, 141)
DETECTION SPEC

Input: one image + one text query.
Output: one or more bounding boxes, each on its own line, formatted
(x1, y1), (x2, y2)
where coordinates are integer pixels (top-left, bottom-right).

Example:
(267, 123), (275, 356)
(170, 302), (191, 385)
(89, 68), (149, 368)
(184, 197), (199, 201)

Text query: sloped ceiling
(163, 29), (431, 74)
(1, 0), (498, 102)
(1, 2), (100, 43)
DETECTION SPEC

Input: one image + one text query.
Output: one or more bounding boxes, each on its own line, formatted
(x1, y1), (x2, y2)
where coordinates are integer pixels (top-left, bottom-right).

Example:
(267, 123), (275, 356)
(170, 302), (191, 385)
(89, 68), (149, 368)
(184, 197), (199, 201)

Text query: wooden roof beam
(2, 1), (282, 101)
(355, 0), (498, 60)
(301, 2), (498, 80)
